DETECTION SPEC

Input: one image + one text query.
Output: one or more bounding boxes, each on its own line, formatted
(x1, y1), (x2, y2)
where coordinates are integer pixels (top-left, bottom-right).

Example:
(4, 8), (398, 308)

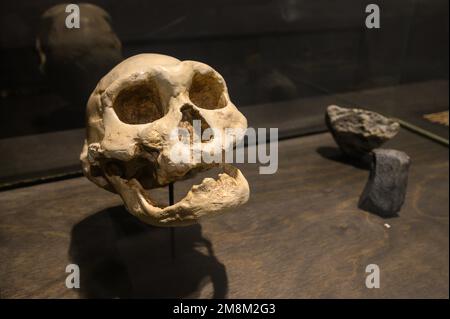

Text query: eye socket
(113, 79), (164, 124)
(189, 71), (227, 110)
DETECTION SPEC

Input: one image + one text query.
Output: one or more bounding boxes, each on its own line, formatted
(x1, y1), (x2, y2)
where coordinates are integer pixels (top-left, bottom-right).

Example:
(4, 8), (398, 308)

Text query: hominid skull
(80, 54), (249, 226)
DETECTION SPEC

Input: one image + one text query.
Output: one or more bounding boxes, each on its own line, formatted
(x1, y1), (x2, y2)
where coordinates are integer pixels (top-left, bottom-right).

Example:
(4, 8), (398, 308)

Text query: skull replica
(80, 54), (250, 226)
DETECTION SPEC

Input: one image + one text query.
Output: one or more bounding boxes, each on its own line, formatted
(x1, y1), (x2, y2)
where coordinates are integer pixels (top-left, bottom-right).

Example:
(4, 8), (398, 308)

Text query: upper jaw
(104, 163), (249, 227)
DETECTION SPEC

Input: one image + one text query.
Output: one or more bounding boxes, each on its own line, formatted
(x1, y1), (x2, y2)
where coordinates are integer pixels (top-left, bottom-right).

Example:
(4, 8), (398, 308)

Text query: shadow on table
(69, 205), (228, 298)
(316, 146), (371, 170)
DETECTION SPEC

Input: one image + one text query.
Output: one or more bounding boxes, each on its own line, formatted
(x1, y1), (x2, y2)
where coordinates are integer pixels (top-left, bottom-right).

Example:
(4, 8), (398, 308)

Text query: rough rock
(325, 105), (400, 158)
(359, 149), (411, 217)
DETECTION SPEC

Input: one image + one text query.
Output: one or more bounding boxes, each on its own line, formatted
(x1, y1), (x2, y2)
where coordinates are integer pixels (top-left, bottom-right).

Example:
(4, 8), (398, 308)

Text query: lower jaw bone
(105, 164), (249, 227)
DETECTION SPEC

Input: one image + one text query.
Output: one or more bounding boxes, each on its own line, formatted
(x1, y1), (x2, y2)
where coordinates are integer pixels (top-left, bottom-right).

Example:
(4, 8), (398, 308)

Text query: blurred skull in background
(36, 3), (122, 108)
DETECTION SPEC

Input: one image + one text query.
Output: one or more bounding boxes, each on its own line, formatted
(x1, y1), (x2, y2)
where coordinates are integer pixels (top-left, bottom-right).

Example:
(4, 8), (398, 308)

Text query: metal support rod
(169, 182), (175, 260)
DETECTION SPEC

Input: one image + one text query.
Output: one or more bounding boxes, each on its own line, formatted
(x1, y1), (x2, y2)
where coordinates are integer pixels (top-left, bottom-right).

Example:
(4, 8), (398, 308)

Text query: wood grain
(0, 130), (448, 298)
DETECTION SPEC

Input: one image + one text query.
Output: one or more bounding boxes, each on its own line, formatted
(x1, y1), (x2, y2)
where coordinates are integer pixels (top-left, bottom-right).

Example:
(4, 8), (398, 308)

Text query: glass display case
(0, 0), (448, 300)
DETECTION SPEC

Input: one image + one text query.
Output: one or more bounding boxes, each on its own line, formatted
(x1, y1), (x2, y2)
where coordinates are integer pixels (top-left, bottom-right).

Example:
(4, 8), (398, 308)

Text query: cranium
(80, 54), (250, 226)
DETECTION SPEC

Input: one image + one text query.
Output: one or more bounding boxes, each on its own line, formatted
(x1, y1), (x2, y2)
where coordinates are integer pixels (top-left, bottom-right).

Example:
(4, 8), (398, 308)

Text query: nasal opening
(178, 104), (213, 142)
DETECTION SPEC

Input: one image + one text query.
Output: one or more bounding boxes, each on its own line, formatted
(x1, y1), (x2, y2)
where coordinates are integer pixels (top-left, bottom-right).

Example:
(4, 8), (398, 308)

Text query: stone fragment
(325, 105), (400, 158)
(359, 149), (411, 217)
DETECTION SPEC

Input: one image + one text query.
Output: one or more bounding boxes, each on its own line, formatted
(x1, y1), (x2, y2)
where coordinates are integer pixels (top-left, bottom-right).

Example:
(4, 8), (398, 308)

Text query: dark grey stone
(359, 149), (411, 217)
(325, 105), (400, 158)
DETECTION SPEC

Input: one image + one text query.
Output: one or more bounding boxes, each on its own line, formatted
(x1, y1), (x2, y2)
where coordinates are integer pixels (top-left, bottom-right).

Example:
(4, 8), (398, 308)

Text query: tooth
(202, 177), (215, 184)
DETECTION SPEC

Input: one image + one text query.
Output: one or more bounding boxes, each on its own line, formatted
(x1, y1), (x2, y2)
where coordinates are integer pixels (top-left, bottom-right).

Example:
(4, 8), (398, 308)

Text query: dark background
(0, 0), (449, 138)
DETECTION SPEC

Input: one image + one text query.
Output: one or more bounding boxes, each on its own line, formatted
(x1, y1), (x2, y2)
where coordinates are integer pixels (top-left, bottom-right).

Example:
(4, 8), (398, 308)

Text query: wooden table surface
(0, 129), (448, 298)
